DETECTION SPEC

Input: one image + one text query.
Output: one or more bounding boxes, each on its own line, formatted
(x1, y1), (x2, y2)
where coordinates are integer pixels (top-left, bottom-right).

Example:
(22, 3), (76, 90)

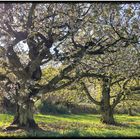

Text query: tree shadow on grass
(1, 126), (63, 138)
(1, 124), (140, 138)
(63, 129), (82, 138)
(113, 121), (140, 129)
(62, 129), (125, 138)
(25, 128), (62, 138)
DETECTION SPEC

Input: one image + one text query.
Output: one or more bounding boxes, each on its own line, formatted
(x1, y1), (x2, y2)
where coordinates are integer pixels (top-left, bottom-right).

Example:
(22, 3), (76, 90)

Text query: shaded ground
(0, 113), (139, 138)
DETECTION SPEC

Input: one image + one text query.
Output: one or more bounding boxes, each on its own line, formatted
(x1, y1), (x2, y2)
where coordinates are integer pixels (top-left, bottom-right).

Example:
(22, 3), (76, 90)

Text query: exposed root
(3, 125), (20, 132)
(3, 123), (39, 132)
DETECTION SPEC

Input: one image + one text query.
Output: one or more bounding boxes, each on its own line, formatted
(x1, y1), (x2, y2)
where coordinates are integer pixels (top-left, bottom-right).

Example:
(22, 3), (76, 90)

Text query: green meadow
(0, 113), (139, 138)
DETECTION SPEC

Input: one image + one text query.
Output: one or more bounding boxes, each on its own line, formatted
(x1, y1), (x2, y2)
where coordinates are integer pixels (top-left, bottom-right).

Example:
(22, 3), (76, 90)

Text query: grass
(0, 113), (139, 138)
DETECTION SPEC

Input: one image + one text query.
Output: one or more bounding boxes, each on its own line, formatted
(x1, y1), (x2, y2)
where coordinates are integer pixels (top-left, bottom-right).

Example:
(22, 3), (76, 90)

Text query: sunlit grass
(0, 114), (13, 127)
(0, 113), (139, 138)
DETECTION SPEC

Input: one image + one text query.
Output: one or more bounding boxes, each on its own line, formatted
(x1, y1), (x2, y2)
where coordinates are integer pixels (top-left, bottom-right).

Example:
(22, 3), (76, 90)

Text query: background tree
(78, 41), (140, 124)
(68, 4), (140, 124)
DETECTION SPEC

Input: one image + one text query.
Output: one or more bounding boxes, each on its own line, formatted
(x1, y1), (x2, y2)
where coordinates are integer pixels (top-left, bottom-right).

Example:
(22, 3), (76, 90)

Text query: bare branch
(26, 3), (37, 29)
(80, 81), (101, 105)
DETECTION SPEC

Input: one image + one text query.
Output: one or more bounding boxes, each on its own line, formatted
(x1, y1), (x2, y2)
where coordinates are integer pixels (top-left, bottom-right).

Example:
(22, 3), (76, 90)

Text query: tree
(0, 3), (102, 128)
(71, 4), (140, 124)
(0, 3), (140, 128)
(77, 41), (140, 124)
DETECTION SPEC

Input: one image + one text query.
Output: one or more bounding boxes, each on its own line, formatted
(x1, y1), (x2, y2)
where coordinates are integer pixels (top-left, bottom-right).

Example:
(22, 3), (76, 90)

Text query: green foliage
(35, 99), (98, 115)
(39, 67), (60, 85)
(38, 100), (70, 114)
(115, 95), (140, 115)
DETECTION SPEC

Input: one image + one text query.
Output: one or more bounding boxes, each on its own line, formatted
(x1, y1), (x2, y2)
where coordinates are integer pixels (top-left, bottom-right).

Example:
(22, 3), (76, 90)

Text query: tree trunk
(100, 77), (115, 125)
(128, 107), (134, 116)
(11, 99), (38, 128)
(100, 104), (115, 124)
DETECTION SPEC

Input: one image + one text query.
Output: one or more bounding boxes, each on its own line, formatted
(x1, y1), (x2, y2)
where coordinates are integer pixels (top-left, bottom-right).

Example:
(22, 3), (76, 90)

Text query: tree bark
(128, 107), (134, 116)
(100, 78), (115, 125)
(11, 99), (38, 128)
(100, 103), (115, 124)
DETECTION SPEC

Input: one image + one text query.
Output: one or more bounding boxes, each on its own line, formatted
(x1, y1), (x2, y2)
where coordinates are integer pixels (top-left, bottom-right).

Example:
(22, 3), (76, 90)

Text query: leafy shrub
(35, 99), (99, 115)
(36, 100), (70, 114)
(115, 103), (139, 115)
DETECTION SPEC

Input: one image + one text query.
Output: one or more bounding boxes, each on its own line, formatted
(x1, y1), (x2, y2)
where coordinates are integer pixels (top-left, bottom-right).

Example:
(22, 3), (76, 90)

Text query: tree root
(3, 123), (39, 132)
(3, 125), (20, 132)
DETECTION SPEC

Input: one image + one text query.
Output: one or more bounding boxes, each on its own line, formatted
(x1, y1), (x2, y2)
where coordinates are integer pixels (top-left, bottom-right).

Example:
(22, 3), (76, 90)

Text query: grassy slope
(0, 113), (139, 138)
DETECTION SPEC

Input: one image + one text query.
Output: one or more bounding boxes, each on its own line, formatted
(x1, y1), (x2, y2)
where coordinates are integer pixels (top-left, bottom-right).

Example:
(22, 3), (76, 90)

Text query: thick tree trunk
(11, 99), (38, 128)
(100, 104), (115, 124)
(100, 77), (115, 125)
